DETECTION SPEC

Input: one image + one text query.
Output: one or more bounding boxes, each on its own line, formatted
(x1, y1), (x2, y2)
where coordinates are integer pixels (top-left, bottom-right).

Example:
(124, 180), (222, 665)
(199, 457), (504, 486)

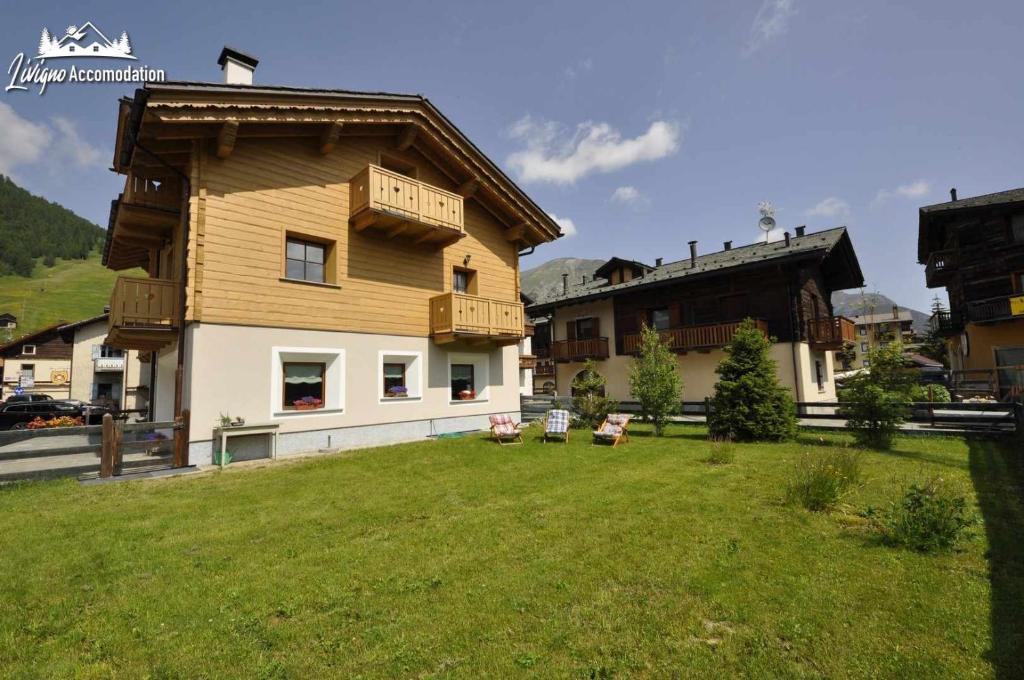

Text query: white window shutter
(91, 344), (101, 359)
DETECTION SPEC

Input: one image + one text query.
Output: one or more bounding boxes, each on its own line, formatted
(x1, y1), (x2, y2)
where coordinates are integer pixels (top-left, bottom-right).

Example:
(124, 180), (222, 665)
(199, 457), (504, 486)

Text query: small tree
(571, 359), (618, 429)
(708, 318), (796, 441)
(836, 342), (857, 371)
(628, 324), (682, 436)
(839, 342), (914, 449)
(918, 296), (950, 367)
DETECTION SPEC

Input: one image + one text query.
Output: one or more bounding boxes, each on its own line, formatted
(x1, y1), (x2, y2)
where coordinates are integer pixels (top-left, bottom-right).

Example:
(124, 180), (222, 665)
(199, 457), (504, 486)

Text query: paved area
(0, 433), (172, 481)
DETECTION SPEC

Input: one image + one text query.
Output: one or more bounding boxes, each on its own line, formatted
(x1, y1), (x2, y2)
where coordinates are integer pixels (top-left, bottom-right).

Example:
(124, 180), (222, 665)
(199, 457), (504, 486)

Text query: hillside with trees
(0, 175), (104, 277)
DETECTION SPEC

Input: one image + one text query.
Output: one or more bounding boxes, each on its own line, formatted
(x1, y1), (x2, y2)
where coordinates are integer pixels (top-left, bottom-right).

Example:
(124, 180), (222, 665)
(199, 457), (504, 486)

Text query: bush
(705, 440), (735, 465)
(571, 360), (618, 429)
(909, 384), (951, 403)
(785, 449), (862, 511)
(628, 324), (682, 436)
(708, 319), (796, 442)
(872, 479), (972, 552)
(838, 343), (914, 449)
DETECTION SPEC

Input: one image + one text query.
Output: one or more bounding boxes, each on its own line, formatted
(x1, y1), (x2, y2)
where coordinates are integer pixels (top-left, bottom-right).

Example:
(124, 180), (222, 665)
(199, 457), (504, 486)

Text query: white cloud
(745, 0), (796, 55)
(873, 180), (931, 206)
(804, 196), (850, 219)
(563, 57), (593, 80)
(0, 103), (50, 175)
(548, 212), (578, 238)
(0, 103), (104, 177)
(610, 185), (646, 205)
(507, 116), (681, 184)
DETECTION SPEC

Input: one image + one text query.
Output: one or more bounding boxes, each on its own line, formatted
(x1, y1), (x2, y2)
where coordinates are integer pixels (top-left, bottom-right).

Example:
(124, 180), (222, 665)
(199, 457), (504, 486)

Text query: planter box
(294, 403), (322, 411)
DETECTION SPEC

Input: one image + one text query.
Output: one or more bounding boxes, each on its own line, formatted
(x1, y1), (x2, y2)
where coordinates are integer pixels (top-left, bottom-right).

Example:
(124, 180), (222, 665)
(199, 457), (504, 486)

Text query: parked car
(2, 393), (54, 405)
(0, 401), (110, 430)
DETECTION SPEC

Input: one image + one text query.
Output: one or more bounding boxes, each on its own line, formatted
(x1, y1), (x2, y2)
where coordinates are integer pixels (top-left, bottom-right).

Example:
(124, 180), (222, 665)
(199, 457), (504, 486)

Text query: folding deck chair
(592, 413), (632, 446)
(489, 414), (524, 445)
(543, 409), (570, 443)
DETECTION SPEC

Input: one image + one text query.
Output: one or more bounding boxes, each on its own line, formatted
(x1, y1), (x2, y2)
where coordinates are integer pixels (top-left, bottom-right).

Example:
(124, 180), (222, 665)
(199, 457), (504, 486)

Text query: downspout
(787, 278), (805, 409)
(132, 141), (191, 419)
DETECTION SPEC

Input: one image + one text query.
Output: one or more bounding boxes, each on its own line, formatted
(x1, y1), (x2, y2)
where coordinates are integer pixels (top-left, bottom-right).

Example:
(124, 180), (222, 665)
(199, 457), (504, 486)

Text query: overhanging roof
(917, 186), (1024, 262)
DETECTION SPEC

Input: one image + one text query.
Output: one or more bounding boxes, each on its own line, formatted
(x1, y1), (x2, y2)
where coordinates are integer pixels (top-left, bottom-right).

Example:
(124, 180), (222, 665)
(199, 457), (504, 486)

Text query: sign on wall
(1010, 295), (1024, 317)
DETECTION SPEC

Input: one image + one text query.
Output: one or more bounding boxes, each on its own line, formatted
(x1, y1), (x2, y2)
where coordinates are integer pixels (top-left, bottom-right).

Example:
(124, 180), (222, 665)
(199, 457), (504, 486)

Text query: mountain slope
(522, 257), (930, 334)
(521, 257), (604, 302)
(0, 175), (104, 277)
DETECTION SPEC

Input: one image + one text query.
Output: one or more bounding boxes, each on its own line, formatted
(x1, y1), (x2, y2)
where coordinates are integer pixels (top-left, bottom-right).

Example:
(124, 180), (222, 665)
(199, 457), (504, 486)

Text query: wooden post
(173, 409), (190, 468)
(1015, 401), (1024, 441)
(113, 418), (124, 475)
(100, 413), (114, 479)
(928, 385), (935, 427)
(704, 396), (712, 421)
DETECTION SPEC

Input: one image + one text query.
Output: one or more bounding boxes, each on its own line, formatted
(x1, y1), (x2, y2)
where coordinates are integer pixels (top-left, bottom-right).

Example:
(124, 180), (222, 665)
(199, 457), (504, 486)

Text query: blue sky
(2, 0), (1023, 311)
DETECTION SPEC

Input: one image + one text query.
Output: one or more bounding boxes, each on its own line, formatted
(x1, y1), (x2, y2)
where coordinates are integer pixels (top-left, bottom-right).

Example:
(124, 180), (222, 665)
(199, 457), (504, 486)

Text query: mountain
(521, 257), (931, 335)
(0, 176), (104, 277)
(521, 257), (604, 303)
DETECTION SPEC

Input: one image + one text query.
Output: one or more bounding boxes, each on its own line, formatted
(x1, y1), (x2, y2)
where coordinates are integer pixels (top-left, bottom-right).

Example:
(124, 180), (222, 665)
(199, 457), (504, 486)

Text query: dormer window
(21, 344), (36, 356)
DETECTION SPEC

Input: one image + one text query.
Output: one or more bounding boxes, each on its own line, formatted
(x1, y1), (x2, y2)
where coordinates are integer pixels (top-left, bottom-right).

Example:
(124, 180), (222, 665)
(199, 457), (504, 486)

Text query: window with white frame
(378, 351), (422, 401)
(448, 352), (489, 402)
(21, 344), (36, 356)
(270, 347), (345, 416)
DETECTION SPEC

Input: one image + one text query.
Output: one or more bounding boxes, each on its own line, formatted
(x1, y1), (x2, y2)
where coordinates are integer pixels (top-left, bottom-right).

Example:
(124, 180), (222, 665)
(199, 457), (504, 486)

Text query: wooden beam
(457, 179), (479, 198)
(351, 213), (376, 232)
(319, 121), (344, 154)
(396, 125), (418, 151)
(386, 223), (408, 239)
(216, 120), (239, 159)
(504, 224), (527, 242)
(413, 231), (436, 245)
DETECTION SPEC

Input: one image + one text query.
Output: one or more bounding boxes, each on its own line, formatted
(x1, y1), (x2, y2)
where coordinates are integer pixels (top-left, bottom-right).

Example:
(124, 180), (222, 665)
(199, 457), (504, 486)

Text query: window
(452, 268), (476, 295)
(649, 308), (671, 331)
(383, 363), (405, 395)
(92, 345), (124, 359)
(68, 45), (75, 53)
(451, 364), (475, 399)
(1012, 214), (1024, 243)
(21, 345), (36, 356)
(994, 346), (1024, 398)
(285, 238), (326, 283)
(1013, 271), (1024, 294)
(815, 360), (825, 391)
(93, 45), (99, 52)
(861, 342), (868, 353)
(858, 326), (867, 336)
(575, 317), (596, 339)
(862, 359), (870, 367)
(282, 362), (325, 410)
(20, 364), (34, 379)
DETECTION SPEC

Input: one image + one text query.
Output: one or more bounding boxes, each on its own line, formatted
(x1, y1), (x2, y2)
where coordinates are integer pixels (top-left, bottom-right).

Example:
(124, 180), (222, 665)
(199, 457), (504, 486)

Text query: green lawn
(0, 425), (1020, 678)
(0, 254), (144, 339)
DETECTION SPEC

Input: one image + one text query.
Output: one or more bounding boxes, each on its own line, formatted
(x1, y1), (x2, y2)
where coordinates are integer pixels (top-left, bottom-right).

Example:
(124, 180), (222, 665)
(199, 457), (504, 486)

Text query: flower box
(294, 403), (322, 411)
(293, 397), (324, 411)
(457, 390), (476, 401)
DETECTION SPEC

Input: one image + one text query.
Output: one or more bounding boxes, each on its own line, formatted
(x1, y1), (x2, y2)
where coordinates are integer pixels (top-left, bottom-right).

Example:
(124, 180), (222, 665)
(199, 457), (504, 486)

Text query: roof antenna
(758, 201), (776, 244)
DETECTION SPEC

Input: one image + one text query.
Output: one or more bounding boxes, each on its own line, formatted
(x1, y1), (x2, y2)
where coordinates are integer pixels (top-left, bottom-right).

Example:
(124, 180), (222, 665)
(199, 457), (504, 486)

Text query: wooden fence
(521, 394), (1022, 434)
(0, 410), (190, 482)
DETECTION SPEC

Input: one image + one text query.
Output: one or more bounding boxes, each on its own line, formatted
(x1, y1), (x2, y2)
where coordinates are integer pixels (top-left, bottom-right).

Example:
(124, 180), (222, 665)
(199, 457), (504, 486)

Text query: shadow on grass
(968, 437), (1024, 679)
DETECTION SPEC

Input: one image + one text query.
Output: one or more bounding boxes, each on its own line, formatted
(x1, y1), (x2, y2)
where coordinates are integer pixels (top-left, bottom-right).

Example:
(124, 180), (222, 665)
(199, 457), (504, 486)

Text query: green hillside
(0, 254), (140, 342)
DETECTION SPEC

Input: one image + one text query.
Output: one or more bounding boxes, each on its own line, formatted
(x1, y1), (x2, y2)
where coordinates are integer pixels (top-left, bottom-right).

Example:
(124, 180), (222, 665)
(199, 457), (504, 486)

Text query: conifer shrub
(570, 360), (618, 429)
(708, 319), (796, 441)
(628, 324), (682, 436)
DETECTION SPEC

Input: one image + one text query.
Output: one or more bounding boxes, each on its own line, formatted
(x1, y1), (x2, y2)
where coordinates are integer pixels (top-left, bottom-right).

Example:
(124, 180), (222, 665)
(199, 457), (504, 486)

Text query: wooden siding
(187, 137), (519, 336)
(1, 330), (73, 361)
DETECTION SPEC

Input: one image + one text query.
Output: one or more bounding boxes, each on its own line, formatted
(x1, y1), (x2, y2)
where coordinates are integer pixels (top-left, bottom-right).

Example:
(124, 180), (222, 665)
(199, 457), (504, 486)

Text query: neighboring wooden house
(0, 324), (73, 401)
(0, 313), (16, 329)
(918, 187), (1024, 400)
(526, 227), (864, 402)
(101, 48), (561, 464)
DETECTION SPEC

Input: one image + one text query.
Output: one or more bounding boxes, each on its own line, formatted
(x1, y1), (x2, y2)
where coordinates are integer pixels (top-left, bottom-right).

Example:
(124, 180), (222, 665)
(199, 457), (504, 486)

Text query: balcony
(931, 309), (964, 335)
(534, 363), (555, 376)
(966, 295), (1024, 324)
(806, 316), (855, 350)
(519, 354), (537, 370)
(622, 320), (768, 355)
(552, 337), (610, 362)
(106, 276), (178, 351)
(429, 292), (524, 344)
(106, 173), (181, 271)
(924, 249), (957, 287)
(94, 356), (126, 372)
(349, 164), (465, 249)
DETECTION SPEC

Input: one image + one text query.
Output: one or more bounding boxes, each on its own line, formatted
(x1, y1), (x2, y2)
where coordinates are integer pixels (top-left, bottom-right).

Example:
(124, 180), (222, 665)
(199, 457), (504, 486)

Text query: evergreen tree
(39, 28), (51, 55)
(118, 32), (132, 55)
(571, 360), (617, 429)
(836, 342), (857, 371)
(708, 319), (797, 441)
(918, 296), (950, 367)
(628, 324), (682, 436)
(838, 342), (915, 449)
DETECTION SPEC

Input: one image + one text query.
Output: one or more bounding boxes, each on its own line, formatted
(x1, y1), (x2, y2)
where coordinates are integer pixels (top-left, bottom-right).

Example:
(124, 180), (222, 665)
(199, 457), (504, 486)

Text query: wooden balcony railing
(109, 277), (178, 329)
(429, 292), (524, 340)
(519, 354), (537, 370)
(534, 363), (555, 376)
(622, 320), (767, 354)
(122, 172), (180, 211)
(350, 164), (465, 248)
(535, 346), (551, 359)
(806, 316), (855, 349)
(966, 295), (1023, 323)
(552, 337), (610, 362)
(924, 249), (957, 287)
(931, 309), (964, 335)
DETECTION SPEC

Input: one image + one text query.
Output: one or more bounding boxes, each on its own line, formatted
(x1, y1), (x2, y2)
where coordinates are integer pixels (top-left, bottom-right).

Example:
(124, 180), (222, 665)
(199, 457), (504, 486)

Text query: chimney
(784, 231), (791, 247)
(218, 46), (259, 85)
(950, 187), (958, 202)
(561, 273), (568, 294)
(794, 225), (806, 237)
(655, 257), (663, 267)
(723, 240), (732, 251)
(582, 276), (587, 285)
(688, 240), (698, 268)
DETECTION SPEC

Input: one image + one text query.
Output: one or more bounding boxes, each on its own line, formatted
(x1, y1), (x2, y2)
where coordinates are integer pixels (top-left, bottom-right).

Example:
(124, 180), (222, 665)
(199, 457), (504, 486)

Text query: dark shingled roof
(920, 187), (1024, 214)
(529, 226), (860, 310)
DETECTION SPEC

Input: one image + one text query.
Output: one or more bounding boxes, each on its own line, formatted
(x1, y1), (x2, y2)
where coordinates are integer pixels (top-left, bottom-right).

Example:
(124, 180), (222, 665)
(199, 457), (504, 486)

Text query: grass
(0, 253), (144, 340)
(0, 425), (1020, 678)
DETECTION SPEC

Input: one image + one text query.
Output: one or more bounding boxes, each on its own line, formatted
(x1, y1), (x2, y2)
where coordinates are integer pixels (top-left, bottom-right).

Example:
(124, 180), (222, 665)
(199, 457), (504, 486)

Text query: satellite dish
(758, 201), (776, 242)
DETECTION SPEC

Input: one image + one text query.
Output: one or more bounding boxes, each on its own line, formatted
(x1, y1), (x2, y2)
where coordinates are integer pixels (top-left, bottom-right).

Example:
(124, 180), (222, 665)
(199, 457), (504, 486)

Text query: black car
(2, 393), (54, 405)
(0, 400), (108, 430)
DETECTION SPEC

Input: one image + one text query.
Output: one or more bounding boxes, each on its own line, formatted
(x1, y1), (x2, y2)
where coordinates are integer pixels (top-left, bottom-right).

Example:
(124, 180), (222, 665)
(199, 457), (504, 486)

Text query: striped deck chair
(592, 413), (631, 447)
(544, 409), (570, 443)
(489, 414), (523, 445)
